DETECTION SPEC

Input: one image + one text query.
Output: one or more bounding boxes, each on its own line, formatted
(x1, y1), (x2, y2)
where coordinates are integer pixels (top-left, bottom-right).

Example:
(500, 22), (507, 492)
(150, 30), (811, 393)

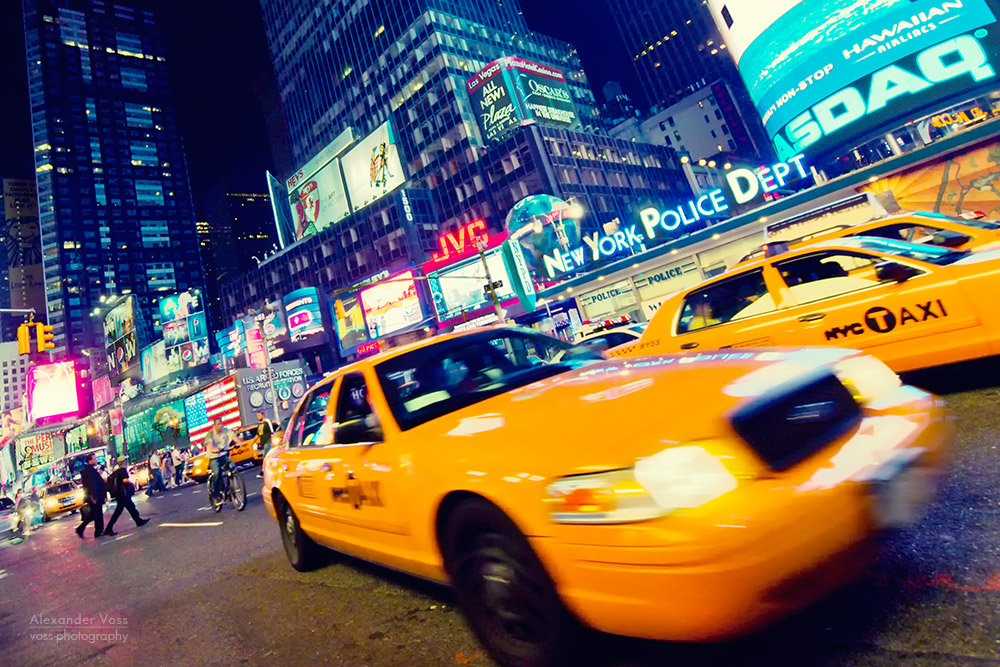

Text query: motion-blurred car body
(262, 327), (949, 664)
(40, 481), (84, 520)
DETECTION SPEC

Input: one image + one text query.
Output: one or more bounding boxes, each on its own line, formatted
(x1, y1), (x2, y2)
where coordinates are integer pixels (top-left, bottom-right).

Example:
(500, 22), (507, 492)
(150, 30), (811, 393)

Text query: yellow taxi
(40, 481), (85, 521)
(185, 430), (257, 483)
(619, 236), (1000, 373)
(262, 326), (949, 665)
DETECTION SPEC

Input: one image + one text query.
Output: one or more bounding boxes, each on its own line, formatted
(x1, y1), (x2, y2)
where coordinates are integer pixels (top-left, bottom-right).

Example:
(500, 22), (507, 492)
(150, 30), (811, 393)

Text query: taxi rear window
(850, 237), (968, 265)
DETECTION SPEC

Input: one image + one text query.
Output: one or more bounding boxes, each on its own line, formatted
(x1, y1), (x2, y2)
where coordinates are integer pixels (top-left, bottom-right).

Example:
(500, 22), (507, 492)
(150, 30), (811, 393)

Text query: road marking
(171, 493), (181, 497)
(159, 522), (223, 527)
(197, 507), (210, 511)
(113, 534), (133, 541)
(0, 570), (7, 580)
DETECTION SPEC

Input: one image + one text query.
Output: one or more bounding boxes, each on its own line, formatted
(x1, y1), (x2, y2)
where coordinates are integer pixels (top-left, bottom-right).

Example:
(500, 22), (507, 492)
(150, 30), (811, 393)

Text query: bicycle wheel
(229, 471), (247, 511)
(208, 474), (223, 513)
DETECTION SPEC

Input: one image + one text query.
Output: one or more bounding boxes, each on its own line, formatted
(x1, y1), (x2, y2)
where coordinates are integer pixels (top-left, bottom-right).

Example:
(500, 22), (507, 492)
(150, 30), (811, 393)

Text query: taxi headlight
(544, 446), (737, 524)
(833, 356), (901, 403)
(44, 498), (58, 510)
(74, 489), (85, 503)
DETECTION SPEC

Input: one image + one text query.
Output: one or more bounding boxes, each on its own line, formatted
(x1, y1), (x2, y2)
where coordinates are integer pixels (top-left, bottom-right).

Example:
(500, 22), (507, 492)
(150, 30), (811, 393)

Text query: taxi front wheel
(277, 496), (323, 572)
(441, 498), (580, 667)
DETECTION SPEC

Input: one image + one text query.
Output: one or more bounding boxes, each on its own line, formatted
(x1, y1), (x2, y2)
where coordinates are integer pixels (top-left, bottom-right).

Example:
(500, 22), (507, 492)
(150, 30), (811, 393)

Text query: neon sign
(430, 219), (489, 264)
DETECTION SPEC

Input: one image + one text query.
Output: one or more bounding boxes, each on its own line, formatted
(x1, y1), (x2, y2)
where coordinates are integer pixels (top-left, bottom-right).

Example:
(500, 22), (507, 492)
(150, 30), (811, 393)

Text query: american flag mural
(185, 376), (242, 444)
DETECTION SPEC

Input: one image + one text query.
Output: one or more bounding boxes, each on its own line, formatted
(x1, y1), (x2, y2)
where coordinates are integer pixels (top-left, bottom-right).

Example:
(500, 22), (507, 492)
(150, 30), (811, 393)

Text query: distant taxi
(263, 326), (949, 665)
(185, 431), (256, 483)
(620, 237), (1000, 373)
(40, 481), (84, 521)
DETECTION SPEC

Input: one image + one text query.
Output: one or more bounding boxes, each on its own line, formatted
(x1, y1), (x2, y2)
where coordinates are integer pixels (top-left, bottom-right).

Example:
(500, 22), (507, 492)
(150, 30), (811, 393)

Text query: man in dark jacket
(76, 453), (107, 539)
(104, 457), (148, 536)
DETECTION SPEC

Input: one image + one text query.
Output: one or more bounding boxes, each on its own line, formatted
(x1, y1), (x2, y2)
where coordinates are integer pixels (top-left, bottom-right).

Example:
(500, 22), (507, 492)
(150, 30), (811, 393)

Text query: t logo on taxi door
(864, 307), (896, 333)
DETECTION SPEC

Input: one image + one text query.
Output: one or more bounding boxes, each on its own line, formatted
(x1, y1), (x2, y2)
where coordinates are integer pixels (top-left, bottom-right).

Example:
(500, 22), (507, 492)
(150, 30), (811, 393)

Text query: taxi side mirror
(875, 261), (920, 283)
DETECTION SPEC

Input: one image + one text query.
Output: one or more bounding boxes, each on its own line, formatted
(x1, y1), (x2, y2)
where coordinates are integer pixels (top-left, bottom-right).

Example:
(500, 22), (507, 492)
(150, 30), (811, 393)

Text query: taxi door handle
(798, 312), (827, 322)
(680, 342), (699, 349)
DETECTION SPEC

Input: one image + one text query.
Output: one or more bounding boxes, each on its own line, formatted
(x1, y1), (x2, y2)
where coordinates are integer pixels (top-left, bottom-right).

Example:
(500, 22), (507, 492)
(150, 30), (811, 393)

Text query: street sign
(483, 280), (504, 297)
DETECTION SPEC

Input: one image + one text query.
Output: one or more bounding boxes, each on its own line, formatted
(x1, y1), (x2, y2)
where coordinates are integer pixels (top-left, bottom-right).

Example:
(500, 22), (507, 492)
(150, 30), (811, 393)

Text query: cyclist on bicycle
(204, 418), (241, 500)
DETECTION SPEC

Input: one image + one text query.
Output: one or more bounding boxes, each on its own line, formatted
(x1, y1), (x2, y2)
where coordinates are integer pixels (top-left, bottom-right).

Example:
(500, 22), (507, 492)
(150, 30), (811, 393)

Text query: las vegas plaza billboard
(709, 0), (1000, 158)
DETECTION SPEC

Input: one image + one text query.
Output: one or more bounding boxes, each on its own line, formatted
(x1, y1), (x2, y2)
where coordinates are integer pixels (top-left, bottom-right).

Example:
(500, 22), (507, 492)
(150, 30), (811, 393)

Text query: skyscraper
(1, 178), (45, 340)
(23, 0), (205, 355)
(608, 0), (770, 157)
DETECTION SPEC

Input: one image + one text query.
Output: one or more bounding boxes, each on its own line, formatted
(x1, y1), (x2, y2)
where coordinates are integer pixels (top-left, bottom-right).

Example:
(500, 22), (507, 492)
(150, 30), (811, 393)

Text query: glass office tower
(23, 0), (204, 355)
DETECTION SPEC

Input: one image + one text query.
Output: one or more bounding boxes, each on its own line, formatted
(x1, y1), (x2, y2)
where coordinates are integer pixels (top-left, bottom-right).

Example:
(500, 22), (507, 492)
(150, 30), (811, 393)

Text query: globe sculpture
(503, 194), (581, 279)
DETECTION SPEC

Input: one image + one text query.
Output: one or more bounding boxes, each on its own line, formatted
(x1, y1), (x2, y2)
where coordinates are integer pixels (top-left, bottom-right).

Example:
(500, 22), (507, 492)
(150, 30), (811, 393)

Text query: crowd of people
(144, 447), (189, 496)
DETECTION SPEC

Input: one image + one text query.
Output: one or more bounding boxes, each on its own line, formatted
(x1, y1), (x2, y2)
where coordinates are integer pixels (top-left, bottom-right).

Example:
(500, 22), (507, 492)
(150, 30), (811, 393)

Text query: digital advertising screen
(104, 296), (139, 379)
(158, 289), (209, 369)
(709, 0), (1000, 158)
(215, 320), (246, 358)
(92, 374), (114, 409)
(259, 305), (289, 356)
(331, 291), (369, 357)
(342, 120), (407, 210)
(358, 269), (423, 338)
(427, 248), (517, 324)
(27, 361), (80, 422)
(282, 287), (326, 345)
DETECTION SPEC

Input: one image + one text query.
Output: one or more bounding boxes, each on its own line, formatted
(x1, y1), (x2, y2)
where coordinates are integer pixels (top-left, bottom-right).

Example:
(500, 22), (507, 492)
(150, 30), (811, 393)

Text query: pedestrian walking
(171, 448), (184, 486)
(255, 411), (277, 478)
(162, 451), (175, 489)
(76, 453), (107, 539)
(103, 457), (148, 535)
(145, 450), (167, 496)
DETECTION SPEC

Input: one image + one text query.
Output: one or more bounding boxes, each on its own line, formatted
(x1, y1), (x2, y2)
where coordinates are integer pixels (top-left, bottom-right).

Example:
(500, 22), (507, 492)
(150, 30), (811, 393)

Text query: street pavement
(0, 371), (999, 666)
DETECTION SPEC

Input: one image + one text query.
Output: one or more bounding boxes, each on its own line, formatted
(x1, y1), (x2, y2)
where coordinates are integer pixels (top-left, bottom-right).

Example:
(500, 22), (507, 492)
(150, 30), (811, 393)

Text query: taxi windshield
(48, 483), (75, 495)
(375, 330), (604, 431)
(849, 237), (969, 265)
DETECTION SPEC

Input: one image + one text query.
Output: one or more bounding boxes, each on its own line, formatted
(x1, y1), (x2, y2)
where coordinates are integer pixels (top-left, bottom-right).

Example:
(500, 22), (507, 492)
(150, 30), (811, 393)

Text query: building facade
(1, 179), (46, 341)
(0, 342), (32, 413)
(608, 0), (770, 160)
(23, 0), (205, 355)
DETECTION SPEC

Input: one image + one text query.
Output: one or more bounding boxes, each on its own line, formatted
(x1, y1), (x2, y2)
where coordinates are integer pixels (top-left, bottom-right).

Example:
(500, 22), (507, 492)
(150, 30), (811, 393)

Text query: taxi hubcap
(470, 540), (545, 644)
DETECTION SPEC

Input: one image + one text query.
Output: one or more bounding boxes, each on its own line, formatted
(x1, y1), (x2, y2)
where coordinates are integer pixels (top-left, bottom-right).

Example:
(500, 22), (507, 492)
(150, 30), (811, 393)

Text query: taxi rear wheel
(442, 499), (579, 667)
(277, 496), (322, 572)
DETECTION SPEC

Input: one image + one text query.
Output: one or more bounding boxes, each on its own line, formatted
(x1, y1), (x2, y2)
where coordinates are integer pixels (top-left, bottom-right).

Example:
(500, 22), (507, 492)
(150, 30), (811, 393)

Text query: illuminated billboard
(331, 291), (368, 356)
(427, 247), (518, 324)
(92, 374), (114, 409)
(159, 289), (209, 370)
(185, 376), (241, 446)
(342, 121), (407, 210)
(104, 296), (139, 379)
(466, 58), (580, 144)
(288, 158), (350, 241)
(358, 269), (424, 337)
(16, 432), (55, 472)
(709, 0), (1000, 158)
(27, 361), (80, 422)
(215, 320), (245, 358)
(282, 287), (326, 345)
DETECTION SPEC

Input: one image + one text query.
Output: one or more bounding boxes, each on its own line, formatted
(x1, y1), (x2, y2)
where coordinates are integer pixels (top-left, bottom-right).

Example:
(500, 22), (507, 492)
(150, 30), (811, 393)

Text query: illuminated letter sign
(430, 219), (489, 264)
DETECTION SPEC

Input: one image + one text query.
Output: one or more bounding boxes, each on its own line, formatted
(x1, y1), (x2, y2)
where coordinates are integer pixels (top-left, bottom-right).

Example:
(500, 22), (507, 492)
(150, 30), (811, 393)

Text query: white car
(574, 322), (648, 352)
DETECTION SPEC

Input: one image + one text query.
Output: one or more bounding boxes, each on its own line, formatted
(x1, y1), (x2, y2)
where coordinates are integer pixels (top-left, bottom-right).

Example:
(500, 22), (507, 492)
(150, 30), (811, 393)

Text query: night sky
(0, 0), (638, 218)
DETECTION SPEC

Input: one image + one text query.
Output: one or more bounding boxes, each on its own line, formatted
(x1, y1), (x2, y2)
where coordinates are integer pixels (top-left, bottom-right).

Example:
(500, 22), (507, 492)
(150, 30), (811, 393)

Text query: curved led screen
(710, 0), (1000, 158)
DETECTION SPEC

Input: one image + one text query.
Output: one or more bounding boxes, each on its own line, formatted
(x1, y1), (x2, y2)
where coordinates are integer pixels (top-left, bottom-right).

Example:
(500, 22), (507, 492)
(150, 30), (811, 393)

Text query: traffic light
(36, 323), (55, 353)
(17, 323), (30, 355)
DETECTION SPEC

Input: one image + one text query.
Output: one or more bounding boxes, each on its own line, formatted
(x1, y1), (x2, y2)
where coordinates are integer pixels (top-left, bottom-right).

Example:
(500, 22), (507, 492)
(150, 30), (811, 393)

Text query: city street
(0, 374), (998, 667)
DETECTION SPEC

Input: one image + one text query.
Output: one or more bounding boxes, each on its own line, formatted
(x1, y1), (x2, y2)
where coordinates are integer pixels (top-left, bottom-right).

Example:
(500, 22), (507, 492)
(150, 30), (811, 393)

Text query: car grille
(729, 369), (861, 471)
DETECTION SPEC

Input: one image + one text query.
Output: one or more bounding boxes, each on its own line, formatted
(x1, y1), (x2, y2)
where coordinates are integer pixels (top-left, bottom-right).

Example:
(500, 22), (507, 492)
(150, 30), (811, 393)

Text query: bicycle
(207, 457), (246, 512)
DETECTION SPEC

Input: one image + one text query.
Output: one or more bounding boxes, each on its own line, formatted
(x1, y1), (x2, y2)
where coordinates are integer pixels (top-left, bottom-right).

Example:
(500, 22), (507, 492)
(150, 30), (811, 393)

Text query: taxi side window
(291, 386), (332, 448)
(774, 251), (887, 305)
(677, 268), (774, 334)
(334, 373), (382, 445)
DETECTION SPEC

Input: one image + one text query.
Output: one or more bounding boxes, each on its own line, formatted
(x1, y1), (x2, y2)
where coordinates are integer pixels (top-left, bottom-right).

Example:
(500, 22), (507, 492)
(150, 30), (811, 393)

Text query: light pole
(475, 237), (505, 324)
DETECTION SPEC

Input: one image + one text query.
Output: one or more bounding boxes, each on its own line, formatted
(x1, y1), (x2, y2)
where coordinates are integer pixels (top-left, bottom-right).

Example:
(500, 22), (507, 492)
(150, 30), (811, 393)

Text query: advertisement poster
(158, 289), (209, 369)
(65, 423), (88, 453)
(358, 269), (423, 337)
(331, 291), (368, 356)
(508, 58), (579, 129)
(141, 340), (177, 386)
(16, 432), (54, 472)
(123, 399), (188, 460)
(185, 377), (241, 445)
(104, 297), (138, 379)
(283, 287), (326, 344)
(709, 0), (1000, 157)
(92, 374), (114, 409)
(234, 361), (308, 423)
(861, 139), (1000, 217)
(288, 158), (350, 241)
(467, 60), (521, 143)
(342, 121), (407, 210)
